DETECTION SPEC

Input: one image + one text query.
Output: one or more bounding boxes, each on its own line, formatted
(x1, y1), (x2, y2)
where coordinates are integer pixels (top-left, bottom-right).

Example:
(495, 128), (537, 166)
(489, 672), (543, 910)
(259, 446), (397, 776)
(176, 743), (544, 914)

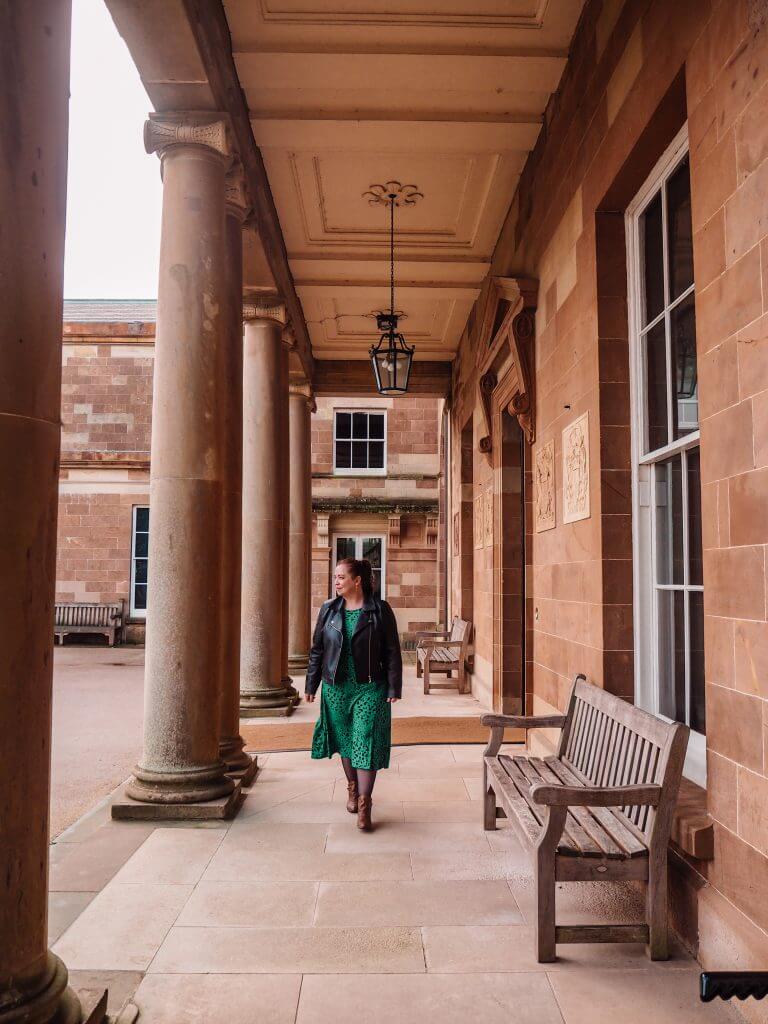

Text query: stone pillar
(288, 383), (315, 672)
(0, 6), (104, 1022)
(240, 304), (294, 716)
(217, 167), (254, 780)
(122, 114), (237, 814)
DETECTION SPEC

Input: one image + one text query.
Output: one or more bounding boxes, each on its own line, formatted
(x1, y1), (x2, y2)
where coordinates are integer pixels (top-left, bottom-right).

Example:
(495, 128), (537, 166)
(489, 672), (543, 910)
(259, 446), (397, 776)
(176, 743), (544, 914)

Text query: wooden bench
(482, 673), (689, 963)
(54, 601), (125, 646)
(415, 617), (472, 695)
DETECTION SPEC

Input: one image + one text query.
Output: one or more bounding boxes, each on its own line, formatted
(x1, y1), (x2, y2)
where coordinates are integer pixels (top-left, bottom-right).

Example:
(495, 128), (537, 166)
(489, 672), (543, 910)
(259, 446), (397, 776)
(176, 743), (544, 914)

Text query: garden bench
(482, 673), (689, 963)
(54, 600), (125, 646)
(415, 616), (472, 695)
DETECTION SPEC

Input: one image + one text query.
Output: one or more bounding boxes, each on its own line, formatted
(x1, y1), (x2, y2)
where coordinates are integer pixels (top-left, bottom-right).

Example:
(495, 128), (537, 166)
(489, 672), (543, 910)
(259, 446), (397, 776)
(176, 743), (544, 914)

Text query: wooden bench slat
(544, 757), (648, 857)
(485, 758), (542, 846)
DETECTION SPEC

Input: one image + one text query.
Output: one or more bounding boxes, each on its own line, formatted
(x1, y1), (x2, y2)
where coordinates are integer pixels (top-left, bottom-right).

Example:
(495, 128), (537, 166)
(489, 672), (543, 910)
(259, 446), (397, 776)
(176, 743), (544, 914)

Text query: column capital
(282, 324), (297, 350)
(289, 380), (316, 412)
(225, 163), (251, 222)
(243, 299), (287, 326)
(144, 112), (231, 162)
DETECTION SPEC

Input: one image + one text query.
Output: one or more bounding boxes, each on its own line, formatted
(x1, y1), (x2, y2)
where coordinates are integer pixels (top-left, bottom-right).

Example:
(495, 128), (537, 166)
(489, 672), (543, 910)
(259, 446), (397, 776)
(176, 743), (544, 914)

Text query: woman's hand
(305, 693), (316, 703)
(386, 697), (400, 704)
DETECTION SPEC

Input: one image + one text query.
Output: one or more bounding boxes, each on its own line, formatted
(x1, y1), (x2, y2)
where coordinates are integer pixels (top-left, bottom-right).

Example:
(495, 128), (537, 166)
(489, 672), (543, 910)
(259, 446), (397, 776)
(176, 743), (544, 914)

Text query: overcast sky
(64, 0), (161, 299)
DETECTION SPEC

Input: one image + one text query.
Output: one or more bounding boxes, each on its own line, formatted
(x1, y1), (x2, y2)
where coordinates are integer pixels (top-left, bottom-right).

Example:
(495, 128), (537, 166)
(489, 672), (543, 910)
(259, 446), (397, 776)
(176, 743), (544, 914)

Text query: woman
(306, 557), (402, 831)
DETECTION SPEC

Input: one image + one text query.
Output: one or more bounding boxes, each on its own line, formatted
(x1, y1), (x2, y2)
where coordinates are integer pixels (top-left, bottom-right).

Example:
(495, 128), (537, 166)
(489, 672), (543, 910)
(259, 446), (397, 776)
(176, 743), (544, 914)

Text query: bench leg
(646, 853), (669, 960)
(416, 657), (422, 678)
(423, 662), (430, 695)
(534, 806), (565, 963)
(483, 775), (496, 831)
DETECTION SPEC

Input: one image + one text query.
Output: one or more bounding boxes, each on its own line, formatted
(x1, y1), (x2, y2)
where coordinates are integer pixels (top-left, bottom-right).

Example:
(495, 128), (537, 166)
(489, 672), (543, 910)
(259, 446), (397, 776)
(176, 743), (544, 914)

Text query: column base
(218, 735), (251, 773)
(112, 778), (245, 821)
(283, 676), (302, 706)
(240, 684), (295, 717)
(288, 653), (309, 672)
(123, 762), (235, 805)
(0, 954), (106, 1024)
(226, 753), (259, 787)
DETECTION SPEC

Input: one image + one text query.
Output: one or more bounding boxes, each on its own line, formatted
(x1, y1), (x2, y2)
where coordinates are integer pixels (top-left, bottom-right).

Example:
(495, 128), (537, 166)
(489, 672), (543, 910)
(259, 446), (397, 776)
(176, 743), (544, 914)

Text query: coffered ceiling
(225, 0), (583, 363)
(106, 0), (584, 375)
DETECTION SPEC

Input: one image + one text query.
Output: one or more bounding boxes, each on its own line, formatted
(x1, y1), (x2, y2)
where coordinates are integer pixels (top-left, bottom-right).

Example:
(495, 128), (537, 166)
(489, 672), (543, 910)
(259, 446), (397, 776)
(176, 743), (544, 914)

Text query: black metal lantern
(368, 188), (415, 395)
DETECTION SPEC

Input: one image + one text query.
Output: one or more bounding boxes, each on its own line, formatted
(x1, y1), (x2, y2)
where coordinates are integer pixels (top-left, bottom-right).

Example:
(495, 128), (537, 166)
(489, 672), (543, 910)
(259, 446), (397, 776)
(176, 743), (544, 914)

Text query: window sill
(671, 776), (714, 860)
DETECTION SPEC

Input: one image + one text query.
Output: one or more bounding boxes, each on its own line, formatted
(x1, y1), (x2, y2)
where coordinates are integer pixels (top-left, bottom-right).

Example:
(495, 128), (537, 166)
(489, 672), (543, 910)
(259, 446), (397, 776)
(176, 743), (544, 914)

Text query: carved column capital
(144, 112), (231, 163)
(242, 300), (287, 326)
(289, 381), (316, 412)
(224, 163), (251, 222)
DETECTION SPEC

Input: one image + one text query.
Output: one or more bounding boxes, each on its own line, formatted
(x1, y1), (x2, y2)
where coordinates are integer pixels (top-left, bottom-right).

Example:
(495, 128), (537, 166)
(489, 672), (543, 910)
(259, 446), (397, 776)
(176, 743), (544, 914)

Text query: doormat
(242, 716), (523, 753)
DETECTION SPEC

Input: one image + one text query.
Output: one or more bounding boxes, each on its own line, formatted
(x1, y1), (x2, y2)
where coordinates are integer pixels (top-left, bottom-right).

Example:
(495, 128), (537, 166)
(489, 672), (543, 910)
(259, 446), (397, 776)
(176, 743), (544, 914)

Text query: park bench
(415, 616), (472, 695)
(482, 673), (689, 963)
(54, 600), (125, 647)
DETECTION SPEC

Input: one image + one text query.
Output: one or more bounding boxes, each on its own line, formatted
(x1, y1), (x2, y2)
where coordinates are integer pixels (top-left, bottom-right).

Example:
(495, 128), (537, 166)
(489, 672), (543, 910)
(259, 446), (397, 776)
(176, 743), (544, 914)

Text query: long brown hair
(336, 557), (374, 599)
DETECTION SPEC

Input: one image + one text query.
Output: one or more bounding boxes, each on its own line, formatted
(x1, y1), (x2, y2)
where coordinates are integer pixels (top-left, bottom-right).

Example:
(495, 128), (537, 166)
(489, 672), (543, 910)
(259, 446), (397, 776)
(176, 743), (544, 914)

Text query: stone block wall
(447, 0), (768, 1001)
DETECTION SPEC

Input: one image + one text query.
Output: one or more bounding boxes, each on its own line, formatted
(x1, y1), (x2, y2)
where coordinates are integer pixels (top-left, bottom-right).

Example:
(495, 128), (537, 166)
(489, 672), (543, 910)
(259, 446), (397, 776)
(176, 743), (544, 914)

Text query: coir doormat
(241, 715), (523, 753)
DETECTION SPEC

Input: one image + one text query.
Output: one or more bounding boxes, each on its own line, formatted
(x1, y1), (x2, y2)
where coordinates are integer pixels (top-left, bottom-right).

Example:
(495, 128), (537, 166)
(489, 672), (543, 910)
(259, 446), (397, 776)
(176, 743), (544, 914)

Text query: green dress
(311, 607), (392, 770)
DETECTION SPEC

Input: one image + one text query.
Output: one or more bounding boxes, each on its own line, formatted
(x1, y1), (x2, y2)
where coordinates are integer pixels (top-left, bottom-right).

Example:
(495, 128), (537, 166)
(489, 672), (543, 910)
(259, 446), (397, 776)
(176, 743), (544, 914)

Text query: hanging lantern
(365, 183), (418, 395)
(370, 312), (414, 395)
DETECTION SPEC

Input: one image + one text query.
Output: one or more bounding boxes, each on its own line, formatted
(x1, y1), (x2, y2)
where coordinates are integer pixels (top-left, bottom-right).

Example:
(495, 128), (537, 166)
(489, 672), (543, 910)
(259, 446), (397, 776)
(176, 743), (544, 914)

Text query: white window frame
(332, 409), (387, 476)
(331, 533), (387, 599)
(129, 505), (149, 620)
(626, 123), (705, 786)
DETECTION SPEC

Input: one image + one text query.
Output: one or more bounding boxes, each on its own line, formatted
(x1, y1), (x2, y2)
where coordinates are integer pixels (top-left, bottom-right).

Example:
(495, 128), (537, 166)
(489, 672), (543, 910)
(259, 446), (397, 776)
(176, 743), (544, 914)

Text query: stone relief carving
(483, 486), (494, 546)
(535, 439), (556, 533)
(562, 412), (590, 524)
(474, 494), (484, 549)
(144, 113), (230, 160)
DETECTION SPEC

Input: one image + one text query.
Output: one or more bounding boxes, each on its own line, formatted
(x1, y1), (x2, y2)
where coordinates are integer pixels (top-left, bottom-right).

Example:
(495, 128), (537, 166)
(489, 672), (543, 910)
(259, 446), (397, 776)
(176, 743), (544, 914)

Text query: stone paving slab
(325, 820), (491, 854)
(246, 797), (405, 824)
(149, 925), (426, 974)
(314, 879), (522, 927)
(202, 848), (413, 882)
(111, 827), (226, 885)
(49, 822), (154, 892)
(48, 892), (97, 944)
(295, 973), (565, 1024)
(176, 880), (319, 928)
(132, 974), (302, 1024)
(53, 881), (193, 971)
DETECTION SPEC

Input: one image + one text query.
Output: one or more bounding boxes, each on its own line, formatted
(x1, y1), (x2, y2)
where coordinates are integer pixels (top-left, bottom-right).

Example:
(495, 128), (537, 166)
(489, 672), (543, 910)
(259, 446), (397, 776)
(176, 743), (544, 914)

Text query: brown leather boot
(346, 780), (358, 814)
(357, 794), (373, 831)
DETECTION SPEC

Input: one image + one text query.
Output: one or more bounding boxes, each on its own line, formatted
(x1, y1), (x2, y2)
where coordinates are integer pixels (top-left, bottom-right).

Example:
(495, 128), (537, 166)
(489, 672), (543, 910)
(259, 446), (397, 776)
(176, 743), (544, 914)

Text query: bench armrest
(418, 639), (465, 652)
(414, 629), (451, 639)
(482, 713), (566, 757)
(529, 783), (663, 808)
(481, 714), (567, 730)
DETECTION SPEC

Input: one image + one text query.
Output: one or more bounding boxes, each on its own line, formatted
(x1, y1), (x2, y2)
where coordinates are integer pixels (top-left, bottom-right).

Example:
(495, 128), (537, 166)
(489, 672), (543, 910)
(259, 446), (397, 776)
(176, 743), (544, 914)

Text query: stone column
(122, 114), (236, 813)
(288, 383), (315, 672)
(217, 167), (254, 780)
(240, 304), (294, 716)
(0, 6), (104, 1022)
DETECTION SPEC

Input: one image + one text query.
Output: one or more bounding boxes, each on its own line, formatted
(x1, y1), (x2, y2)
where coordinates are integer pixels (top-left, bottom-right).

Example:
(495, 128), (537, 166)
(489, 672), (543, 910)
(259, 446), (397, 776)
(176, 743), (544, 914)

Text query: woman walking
(306, 557), (402, 831)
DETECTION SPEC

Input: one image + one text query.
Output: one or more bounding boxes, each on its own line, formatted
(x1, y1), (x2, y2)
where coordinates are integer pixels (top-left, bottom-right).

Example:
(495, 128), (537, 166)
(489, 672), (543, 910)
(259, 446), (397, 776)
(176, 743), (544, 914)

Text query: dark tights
(341, 757), (376, 797)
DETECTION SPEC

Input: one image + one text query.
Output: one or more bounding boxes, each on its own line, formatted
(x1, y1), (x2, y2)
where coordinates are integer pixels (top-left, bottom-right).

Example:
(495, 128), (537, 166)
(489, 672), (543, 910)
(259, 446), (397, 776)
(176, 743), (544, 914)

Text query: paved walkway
(48, 744), (733, 1023)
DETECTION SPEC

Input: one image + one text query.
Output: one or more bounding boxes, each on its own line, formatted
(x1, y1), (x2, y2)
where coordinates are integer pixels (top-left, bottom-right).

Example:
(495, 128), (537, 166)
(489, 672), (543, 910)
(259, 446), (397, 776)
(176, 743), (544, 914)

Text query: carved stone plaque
(562, 412), (590, 524)
(483, 486), (494, 546)
(474, 494), (484, 549)
(535, 439), (556, 533)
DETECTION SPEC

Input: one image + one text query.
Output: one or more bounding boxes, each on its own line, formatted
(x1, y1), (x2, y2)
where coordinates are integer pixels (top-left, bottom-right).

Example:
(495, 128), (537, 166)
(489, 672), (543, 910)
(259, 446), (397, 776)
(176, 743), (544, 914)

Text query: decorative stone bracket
(425, 515), (438, 547)
(388, 514), (401, 547)
(475, 277), (538, 461)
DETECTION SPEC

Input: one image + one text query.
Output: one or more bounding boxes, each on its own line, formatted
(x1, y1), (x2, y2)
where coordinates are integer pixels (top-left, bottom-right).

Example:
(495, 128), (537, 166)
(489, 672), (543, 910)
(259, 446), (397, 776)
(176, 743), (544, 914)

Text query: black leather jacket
(306, 594), (403, 699)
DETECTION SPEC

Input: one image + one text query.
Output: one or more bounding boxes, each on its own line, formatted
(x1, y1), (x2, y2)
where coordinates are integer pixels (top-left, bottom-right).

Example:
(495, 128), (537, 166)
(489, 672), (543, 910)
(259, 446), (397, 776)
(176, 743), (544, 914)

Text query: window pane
(687, 447), (703, 586)
(135, 558), (148, 584)
(135, 507), (149, 532)
(134, 584), (147, 610)
(371, 570), (382, 595)
(362, 537), (382, 568)
(667, 155), (694, 301)
(335, 537), (356, 561)
(335, 441), (351, 469)
(671, 292), (698, 438)
(640, 191), (664, 326)
(689, 590), (705, 733)
(336, 412), (351, 438)
(351, 441), (368, 468)
(369, 441), (384, 469)
(134, 532), (149, 558)
(644, 319), (669, 453)
(369, 414), (385, 440)
(352, 412), (368, 439)
(657, 589), (686, 723)
(655, 456), (684, 585)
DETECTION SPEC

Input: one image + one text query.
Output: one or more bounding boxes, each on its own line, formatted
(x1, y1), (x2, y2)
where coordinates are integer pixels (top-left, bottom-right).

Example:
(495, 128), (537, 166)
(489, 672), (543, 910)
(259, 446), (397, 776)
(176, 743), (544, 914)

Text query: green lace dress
(311, 607), (392, 770)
